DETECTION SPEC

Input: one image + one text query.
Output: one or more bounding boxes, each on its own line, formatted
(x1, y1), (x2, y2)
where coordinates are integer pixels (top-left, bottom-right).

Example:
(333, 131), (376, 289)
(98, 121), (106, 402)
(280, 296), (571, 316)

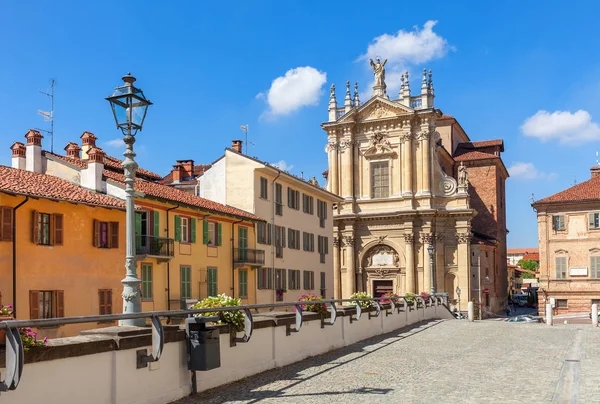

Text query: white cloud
(104, 139), (123, 148)
(271, 160), (294, 172)
(508, 162), (557, 181)
(259, 66), (327, 117)
(521, 110), (600, 144)
(358, 21), (452, 95)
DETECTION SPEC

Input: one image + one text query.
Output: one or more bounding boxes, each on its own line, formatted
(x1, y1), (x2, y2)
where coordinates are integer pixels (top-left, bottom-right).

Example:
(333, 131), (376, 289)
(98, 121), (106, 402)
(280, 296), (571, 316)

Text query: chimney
(10, 142), (26, 170)
(24, 129), (43, 173)
(232, 140), (243, 153)
(80, 131), (98, 160)
(592, 166), (600, 179)
(81, 147), (105, 192)
(177, 160), (194, 178)
(64, 142), (82, 159)
(172, 163), (185, 183)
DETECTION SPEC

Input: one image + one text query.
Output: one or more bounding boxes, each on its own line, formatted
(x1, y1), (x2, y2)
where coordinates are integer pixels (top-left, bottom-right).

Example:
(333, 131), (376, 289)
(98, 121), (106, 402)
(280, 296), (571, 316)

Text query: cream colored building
(199, 146), (343, 305)
(322, 71), (508, 314)
(533, 166), (600, 316)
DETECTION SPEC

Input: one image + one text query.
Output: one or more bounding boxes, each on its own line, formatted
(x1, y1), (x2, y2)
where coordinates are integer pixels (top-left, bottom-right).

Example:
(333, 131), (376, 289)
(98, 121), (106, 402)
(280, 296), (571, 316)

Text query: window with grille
(555, 257), (567, 279)
(556, 299), (568, 309)
(371, 161), (389, 199)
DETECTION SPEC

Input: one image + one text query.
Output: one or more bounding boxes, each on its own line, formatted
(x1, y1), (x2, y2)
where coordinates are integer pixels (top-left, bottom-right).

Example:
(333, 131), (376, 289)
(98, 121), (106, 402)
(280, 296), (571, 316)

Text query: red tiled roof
(535, 175), (600, 204)
(523, 252), (540, 262)
(44, 151), (88, 168)
(0, 165), (125, 209)
(439, 114), (454, 120)
(470, 139), (503, 148)
(160, 164), (211, 185)
(508, 248), (538, 255)
(453, 151), (499, 162)
(103, 170), (262, 221)
(103, 155), (162, 180)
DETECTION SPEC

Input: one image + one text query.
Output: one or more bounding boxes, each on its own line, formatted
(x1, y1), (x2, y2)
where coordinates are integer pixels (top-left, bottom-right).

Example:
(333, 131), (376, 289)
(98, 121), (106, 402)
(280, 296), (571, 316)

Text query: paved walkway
(173, 320), (600, 404)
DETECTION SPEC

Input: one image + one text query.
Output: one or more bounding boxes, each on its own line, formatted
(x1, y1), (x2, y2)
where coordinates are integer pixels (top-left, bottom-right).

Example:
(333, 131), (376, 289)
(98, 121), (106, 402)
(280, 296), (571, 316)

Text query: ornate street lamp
(427, 242), (436, 295)
(106, 73), (152, 326)
(456, 286), (462, 319)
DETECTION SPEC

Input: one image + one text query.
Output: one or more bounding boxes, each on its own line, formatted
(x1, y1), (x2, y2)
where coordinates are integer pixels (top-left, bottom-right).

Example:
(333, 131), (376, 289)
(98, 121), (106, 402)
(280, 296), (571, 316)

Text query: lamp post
(427, 242), (436, 295)
(106, 73), (152, 327)
(456, 286), (461, 319)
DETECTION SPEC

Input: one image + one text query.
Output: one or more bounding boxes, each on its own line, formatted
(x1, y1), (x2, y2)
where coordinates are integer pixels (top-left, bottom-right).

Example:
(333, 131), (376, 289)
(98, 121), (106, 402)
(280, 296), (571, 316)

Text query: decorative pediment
(337, 97), (413, 124)
(363, 131), (395, 159)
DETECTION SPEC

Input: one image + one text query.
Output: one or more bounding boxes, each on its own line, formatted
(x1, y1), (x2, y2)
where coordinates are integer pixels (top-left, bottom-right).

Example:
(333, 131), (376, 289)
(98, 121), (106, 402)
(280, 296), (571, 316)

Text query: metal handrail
(0, 294), (448, 330)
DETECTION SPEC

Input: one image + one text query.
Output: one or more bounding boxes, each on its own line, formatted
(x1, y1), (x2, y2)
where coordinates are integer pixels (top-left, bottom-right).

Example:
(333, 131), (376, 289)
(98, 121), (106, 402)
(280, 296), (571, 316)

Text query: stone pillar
(344, 235), (356, 297)
(422, 234), (433, 293)
(468, 301), (474, 322)
(546, 303), (553, 326)
(420, 124), (432, 196)
(401, 121), (413, 197)
(341, 137), (353, 198)
(326, 138), (339, 195)
(456, 231), (471, 301)
(435, 235), (445, 293)
(333, 237), (341, 299)
(593, 304), (598, 327)
(404, 233), (415, 294)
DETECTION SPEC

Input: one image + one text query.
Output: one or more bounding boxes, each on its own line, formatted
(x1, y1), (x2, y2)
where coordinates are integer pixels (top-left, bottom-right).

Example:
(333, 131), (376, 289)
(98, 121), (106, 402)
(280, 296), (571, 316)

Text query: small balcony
(136, 235), (175, 262)
(234, 248), (265, 267)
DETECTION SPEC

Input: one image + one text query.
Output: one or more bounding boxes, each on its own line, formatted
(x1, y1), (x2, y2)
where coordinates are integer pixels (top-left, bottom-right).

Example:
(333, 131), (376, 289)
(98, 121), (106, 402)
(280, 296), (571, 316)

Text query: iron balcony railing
(136, 235), (175, 257)
(234, 248), (265, 265)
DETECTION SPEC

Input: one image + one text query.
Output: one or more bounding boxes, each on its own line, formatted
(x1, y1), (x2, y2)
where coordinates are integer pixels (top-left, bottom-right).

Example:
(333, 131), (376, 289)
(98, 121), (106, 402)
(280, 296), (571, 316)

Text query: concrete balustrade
(0, 303), (454, 404)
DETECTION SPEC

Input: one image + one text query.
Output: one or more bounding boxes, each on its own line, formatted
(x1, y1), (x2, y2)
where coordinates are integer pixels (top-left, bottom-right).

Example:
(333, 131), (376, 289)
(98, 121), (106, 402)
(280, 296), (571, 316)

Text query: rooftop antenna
(596, 151), (599, 166)
(530, 193), (535, 204)
(239, 124), (255, 154)
(573, 176), (577, 186)
(36, 79), (55, 152)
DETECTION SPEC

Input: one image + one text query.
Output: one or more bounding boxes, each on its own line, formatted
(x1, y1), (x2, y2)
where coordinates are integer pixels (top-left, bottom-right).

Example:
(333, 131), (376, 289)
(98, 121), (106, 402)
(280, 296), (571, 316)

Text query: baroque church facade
(323, 63), (508, 314)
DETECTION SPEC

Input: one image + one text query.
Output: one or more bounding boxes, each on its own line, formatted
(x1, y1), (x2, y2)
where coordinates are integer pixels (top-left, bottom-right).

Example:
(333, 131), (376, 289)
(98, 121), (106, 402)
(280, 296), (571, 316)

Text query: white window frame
(180, 217), (190, 243)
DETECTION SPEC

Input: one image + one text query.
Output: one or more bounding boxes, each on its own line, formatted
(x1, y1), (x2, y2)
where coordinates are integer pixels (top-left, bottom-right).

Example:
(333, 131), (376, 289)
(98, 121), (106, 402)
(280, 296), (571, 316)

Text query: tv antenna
(596, 151), (599, 166)
(36, 79), (55, 152)
(239, 124), (255, 154)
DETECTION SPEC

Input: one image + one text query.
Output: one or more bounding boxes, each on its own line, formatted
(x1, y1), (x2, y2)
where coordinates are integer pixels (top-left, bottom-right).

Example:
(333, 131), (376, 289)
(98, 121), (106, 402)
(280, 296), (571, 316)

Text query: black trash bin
(185, 316), (221, 371)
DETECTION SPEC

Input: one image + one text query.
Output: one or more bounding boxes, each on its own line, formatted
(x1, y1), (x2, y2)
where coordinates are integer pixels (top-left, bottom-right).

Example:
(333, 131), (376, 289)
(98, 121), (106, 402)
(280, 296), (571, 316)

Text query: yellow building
(5, 130), (264, 336)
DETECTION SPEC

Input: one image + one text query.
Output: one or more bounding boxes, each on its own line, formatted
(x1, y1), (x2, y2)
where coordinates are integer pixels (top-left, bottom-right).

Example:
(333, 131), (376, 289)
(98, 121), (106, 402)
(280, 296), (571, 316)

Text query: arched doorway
(362, 244), (401, 297)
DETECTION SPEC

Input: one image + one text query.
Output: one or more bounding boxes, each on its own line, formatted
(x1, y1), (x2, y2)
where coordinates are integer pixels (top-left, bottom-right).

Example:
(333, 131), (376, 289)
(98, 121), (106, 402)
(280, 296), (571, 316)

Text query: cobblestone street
(174, 319), (600, 404)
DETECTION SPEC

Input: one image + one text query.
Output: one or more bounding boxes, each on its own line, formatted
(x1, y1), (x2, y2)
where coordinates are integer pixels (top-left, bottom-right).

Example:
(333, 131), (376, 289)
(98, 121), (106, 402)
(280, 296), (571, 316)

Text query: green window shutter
(325, 237), (329, 254)
(203, 220), (209, 244)
(217, 223), (222, 246)
(590, 213), (596, 229)
(190, 217), (196, 243)
(174, 215), (181, 241)
(153, 212), (159, 237)
(135, 213), (143, 250)
(282, 227), (286, 248)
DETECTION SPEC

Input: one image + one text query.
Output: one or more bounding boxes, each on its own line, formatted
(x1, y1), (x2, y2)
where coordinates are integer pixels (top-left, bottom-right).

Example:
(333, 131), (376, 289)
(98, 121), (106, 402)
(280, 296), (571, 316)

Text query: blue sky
(1, 1), (600, 248)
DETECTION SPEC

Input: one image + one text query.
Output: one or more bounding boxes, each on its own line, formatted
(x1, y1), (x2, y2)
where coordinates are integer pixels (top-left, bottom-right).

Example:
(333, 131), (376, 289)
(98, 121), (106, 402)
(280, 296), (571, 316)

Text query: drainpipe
(231, 219), (243, 298)
(165, 204), (179, 311)
(12, 195), (29, 319)
(271, 169), (281, 305)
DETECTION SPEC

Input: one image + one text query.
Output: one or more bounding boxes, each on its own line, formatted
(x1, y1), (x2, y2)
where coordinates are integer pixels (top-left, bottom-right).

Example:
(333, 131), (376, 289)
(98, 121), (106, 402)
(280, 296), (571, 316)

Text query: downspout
(165, 204), (179, 311)
(12, 195), (29, 319)
(231, 219), (244, 298)
(271, 170), (281, 305)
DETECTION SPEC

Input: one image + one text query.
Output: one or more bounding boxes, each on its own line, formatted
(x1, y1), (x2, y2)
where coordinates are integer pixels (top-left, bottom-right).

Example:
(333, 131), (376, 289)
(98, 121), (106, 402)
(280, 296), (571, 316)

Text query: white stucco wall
(198, 157), (227, 205)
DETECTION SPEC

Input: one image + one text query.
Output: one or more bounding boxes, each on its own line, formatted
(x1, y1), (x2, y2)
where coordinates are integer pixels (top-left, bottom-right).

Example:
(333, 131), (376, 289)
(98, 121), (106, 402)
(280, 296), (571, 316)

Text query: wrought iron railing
(233, 248), (265, 265)
(136, 235), (175, 257)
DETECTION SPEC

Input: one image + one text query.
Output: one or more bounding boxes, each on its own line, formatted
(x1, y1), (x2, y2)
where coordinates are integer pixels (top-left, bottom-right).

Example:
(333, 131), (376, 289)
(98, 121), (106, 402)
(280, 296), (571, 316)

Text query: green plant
(380, 292), (400, 304)
(0, 304), (13, 316)
(190, 294), (245, 331)
(405, 292), (417, 306)
(297, 293), (327, 314)
(19, 328), (47, 352)
(348, 292), (374, 308)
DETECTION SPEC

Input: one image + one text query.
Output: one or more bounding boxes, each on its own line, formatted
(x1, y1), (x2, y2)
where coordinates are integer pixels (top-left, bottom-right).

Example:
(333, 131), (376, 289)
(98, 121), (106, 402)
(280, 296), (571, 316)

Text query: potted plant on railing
(405, 292), (417, 308)
(19, 328), (47, 352)
(380, 292), (400, 305)
(276, 289), (286, 302)
(348, 292), (374, 309)
(419, 292), (431, 307)
(151, 238), (165, 255)
(190, 294), (245, 332)
(0, 303), (14, 344)
(297, 293), (327, 315)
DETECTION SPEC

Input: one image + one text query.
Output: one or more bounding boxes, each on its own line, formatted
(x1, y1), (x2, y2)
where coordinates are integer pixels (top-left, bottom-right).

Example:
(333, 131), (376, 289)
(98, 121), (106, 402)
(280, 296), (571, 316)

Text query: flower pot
(0, 315), (14, 345)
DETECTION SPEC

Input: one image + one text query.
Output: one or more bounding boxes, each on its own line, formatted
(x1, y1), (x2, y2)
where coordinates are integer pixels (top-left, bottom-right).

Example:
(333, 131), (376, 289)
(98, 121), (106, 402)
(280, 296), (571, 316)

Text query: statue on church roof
(458, 162), (469, 187)
(370, 57), (388, 87)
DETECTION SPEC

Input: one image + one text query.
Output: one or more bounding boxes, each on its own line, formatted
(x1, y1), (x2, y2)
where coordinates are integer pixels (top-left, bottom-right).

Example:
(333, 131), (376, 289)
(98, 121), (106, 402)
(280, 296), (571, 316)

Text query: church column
(326, 134), (339, 195)
(333, 236), (341, 299)
(456, 230), (471, 301)
(404, 233), (415, 294)
(420, 118), (433, 196)
(422, 233), (433, 293)
(401, 120), (413, 197)
(341, 131), (353, 198)
(435, 235), (445, 293)
(344, 235), (356, 297)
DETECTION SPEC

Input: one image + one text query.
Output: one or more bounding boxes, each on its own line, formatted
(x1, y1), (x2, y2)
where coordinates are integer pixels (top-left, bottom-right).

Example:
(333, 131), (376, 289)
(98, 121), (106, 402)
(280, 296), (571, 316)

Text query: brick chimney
(172, 163), (185, 183)
(177, 160), (194, 178)
(592, 166), (600, 179)
(10, 142), (26, 170)
(232, 140), (243, 153)
(24, 129), (43, 173)
(81, 131), (98, 160)
(81, 147), (105, 191)
(64, 142), (82, 159)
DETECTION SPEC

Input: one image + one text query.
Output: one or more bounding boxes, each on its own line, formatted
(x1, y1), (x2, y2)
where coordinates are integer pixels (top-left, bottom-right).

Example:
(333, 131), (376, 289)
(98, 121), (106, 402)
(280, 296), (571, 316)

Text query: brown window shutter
(31, 210), (39, 244)
(93, 219), (100, 248)
(55, 290), (64, 318)
(106, 290), (112, 315)
(99, 290), (105, 315)
(53, 214), (63, 246)
(29, 290), (40, 319)
(1, 206), (13, 241)
(110, 222), (119, 249)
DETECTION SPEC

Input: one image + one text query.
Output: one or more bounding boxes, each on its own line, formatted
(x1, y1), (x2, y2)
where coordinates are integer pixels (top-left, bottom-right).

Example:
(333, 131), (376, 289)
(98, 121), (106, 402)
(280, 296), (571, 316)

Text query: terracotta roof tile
(103, 170), (262, 221)
(453, 151), (499, 162)
(160, 164), (211, 185)
(469, 139), (504, 148)
(44, 151), (88, 168)
(0, 165), (125, 209)
(508, 248), (538, 255)
(103, 155), (162, 180)
(523, 252), (540, 262)
(535, 175), (600, 204)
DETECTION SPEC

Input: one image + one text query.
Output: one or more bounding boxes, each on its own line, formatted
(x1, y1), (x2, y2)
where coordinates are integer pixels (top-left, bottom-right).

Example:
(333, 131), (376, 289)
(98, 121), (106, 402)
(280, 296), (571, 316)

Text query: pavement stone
(172, 320), (600, 404)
